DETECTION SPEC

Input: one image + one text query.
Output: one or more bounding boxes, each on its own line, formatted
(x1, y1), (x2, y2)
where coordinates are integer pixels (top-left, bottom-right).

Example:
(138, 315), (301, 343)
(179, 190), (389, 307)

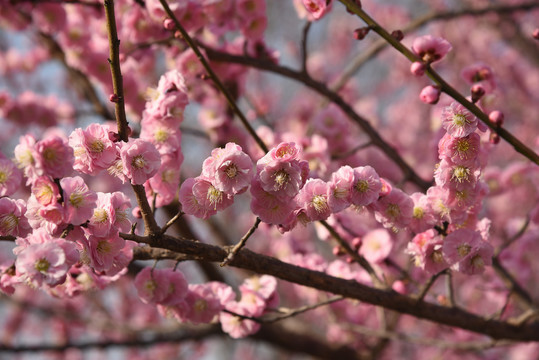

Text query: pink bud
(489, 132), (500, 144)
(488, 110), (504, 127)
(132, 206), (142, 218)
(471, 84), (485, 103)
(353, 27), (370, 40)
(533, 28), (539, 40)
(109, 94), (118, 103)
(419, 85), (441, 104)
(332, 246), (344, 256)
(391, 30), (404, 41)
(410, 61), (425, 76)
(163, 18), (175, 30)
(351, 237), (362, 250)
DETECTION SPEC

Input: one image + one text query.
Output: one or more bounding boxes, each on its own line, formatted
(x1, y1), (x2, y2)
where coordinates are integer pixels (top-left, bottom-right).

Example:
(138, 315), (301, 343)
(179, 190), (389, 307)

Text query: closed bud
(488, 110), (504, 127)
(410, 61), (425, 76)
(353, 27), (370, 40)
(163, 18), (175, 30)
(109, 94), (118, 103)
(419, 85), (441, 104)
(533, 28), (539, 40)
(332, 246), (344, 256)
(391, 30), (404, 41)
(471, 84), (485, 103)
(489, 132), (500, 144)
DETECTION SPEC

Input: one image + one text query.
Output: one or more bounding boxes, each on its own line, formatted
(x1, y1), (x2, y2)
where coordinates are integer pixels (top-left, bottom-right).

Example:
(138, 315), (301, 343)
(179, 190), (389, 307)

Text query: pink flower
(442, 229), (483, 265)
(407, 230), (449, 275)
(250, 180), (297, 225)
(434, 159), (478, 191)
(110, 192), (132, 233)
(69, 123), (117, 175)
(328, 165), (354, 213)
(412, 35), (452, 63)
(25, 194), (65, 233)
(87, 192), (114, 237)
(179, 177), (234, 219)
(14, 134), (38, 183)
(202, 142), (254, 195)
(372, 188), (413, 230)
(31, 176), (60, 206)
(15, 242), (69, 287)
(240, 275), (279, 308)
(441, 102), (478, 138)
(409, 192), (437, 233)
(457, 242), (493, 275)
(359, 229), (392, 264)
(350, 166), (382, 207)
(139, 118), (182, 155)
(438, 132), (480, 167)
(461, 62), (496, 93)
(34, 135), (74, 179)
(175, 284), (224, 325)
(145, 70), (189, 119)
(60, 176), (97, 225)
(147, 153), (183, 208)
(419, 85), (440, 104)
(0, 198), (31, 237)
(296, 178), (331, 222)
(120, 139), (161, 185)
(134, 267), (169, 304)
(0, 157), (22, 197)
(82, 231), (125, 272)
(220, 301), (261, 338)
(302, 0), (332, 20)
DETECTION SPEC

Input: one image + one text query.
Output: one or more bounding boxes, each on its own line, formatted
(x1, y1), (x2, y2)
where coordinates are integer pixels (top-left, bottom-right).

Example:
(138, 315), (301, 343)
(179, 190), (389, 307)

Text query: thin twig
(319, 220), (385, 288)
(220, 217), (261, 267)
(158, 0), (268, 153)
(160, 210), (184, 235)
(103, 0), (160, 235)
(415, 270), (445, 302)
(445, 270), (455, 307)
(339, 0), (539, 165)
(496, 215), (530, 256)
(300, 21), (312, 74)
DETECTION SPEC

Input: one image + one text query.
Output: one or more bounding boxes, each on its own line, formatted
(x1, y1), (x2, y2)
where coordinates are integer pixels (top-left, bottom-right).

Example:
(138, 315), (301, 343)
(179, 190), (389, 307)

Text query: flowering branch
(339, 0), (539, 166)
(201, 45), (433, 191)
(158, 0), (269, 153)
(120, 231), (539, 341)
(220, 217), (261, 267)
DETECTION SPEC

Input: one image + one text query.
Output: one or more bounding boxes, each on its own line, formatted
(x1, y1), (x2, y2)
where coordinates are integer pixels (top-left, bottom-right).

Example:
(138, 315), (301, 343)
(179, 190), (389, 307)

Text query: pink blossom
(179, 177), (233, 219)
(406, 230), (448, 274)
(134, 267), (170, 304)
(441, 102), (478, 138)
(438, 132), (480, 167)
(14, 134), (38, 183)
(442, 229), (483, 266)
(147, 153), (183, 208)
(87, 192), (114, 237)
(175, 284), (223, 325)
(328, 165), (354, 213)
(110, 192), (132, 233)
(69, 123), (117, 175)
(25, 194), (65, 233)
(372, 188), (414, 230)
(350, 166), (382, 207)
(139, 118), (182, 155)
(82, 231), (125, 272)
(145, 70), (189, 119)
(60, 176), (97, 225)
(250, 180), (297, 225)
(202, 142), (254, 195)
(15, 242), (69, 287)
(220, 301), (261, 338)
(31, 176), (60, 206)
(409, 192), (437, 233)
(419, 85), (440, 104)
(240, 275), (279, 308)
(457, 242), (493, 275)
(412, 35), (452, 63)
(34, 135), (74, 179)
(179, 178), (216, 220)
(0, 157), (22, 197)
(120, 139), (161, 185)
(0, 198), (31, 237)
(434, 159), (478, 191)
(461, 62), (496, 93)
(302, 0), (332, 20)
(359, 229), (393, 264)
(296, 178), (331, 222)
(261, 142), (301, 163)
(410, 61), (426, 76)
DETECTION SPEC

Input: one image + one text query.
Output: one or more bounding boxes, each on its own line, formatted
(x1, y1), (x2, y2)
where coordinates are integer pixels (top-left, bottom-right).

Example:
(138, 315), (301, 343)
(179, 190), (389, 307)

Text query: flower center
(312, 195), (328, 213)
(194, 299), (208, 312)
(154, 129), (169, 143)
(452, 166), (471, 183)
(0, 169), (7, 184)
(413, 207), (424, 219)
(452, 114), (469, 127)
(471, 254), (484, 269)
(42, 147), (57, 162)
(93, 209), (108, 223)
(97, 240), (112, 254)
(89, 139), (105, 153)
(0, 214), (18, 233)
(132, 155), (146, 170)
(273, 170), (290, 190)
(431, 250), (444, 264)
(207, 185), (223, 209)
(69, 192), (85, 208)
(355, 179), (369, 193)
(35, 258), (51, 273)
(457, 244), (471, 257)
(386, 204), (400, 219)
(224, 164), (238, 178)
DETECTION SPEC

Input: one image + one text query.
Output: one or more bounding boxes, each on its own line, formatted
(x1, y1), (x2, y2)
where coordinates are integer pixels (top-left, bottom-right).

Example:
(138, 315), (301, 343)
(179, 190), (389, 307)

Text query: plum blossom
(60, 176), (97, 225)
(412, 35), (452, 63)
(350, 166), (382, 207)
(0, 157), (22, 197)
(372, 188), (413, 230)
(34, 135), (74, 179)
(302, 0), (332, 20)
(69, 123), (117, 175)
(120, 139), (161, 185)
(441, 102), (478, 138)
(359, 229), (392, 264)
(0, 198), (31, 237)
(296, 178), (331, 222)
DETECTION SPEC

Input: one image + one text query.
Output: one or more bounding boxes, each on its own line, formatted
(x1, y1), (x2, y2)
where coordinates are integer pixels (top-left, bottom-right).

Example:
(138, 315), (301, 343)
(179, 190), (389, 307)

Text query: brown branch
(220, 217), (261, 267)
(201, 46), (432, 191)
(158, 0), (268, 153)
(119, 232), (539, 341)
(103, 0), (159, 235)
(332, 2), (539, 91)
(300, 21), (312, 74)
(339, 0), (539, 165)
(0, 235), (16, 242)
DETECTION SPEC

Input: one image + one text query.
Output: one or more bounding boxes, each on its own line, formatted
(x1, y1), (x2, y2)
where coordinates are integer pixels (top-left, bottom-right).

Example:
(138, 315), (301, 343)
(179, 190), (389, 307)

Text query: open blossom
(350, 166), (382, 207)
(442, 229), (483, 265)
(60, 176), (97, 225)
(409, 192), (437, 233)
(15, 242), (68, 287)
(359, 229), (393, 264)
(179, 177), (234, 219)
(327, 165), (354, 213)
(457, 243), (493, 275)
(25, 194), (65, 234)
(407, 230), (449, 275)
(302, 0), (332, 20)
(139, 119), (182, 155)
(202, 142), (254, 195)
(435, 159), (478, 190)
(147, 153), (183, 208)
(412, 35), (452, 63)
(120, 139), (161, 185)
(0, 198), (31, 237)
(461, 62), (496, 93)
(438, 132), (480, 167)
(372, 188), (413, 230)
(173, 284), (224, 325)
(145, 69), (189, 119)
(0, 157), (22, 197)
(34, 135), (74, 179)
(441, 102), (478, 138)
(31, 176), (60, 205)
(296, 178), (330, 222)
(250, 179), (297, 225)
(14, 134), (38, 183)
(69, 123), (117, 175)
(135, 267), (188, 306)
(82, 231), (125, 272)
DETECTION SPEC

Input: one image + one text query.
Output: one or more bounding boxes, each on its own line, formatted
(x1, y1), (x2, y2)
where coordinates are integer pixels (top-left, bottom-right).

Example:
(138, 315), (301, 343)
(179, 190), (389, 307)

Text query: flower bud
(410, 61), (425, 76)
(533, 28), (539, 40)
(419, 85), (441, 104)
(488, 110), (504, 127)
(391, 30), (404, 41)
(471, 84), (485, 103)
(353, 27), (370, 40)
(109, 94), (118, 103)
(489, 132), (500, 144)
(163, 18), (175, 30)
